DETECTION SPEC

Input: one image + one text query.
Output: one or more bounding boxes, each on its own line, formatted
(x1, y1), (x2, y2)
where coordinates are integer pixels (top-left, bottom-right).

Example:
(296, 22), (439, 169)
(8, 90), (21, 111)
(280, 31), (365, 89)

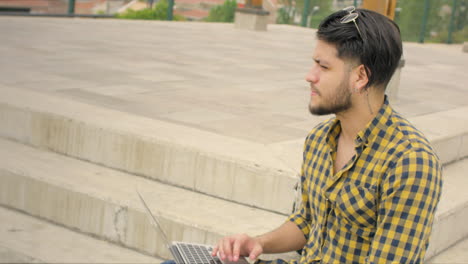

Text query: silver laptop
(136, 190), (249, 264)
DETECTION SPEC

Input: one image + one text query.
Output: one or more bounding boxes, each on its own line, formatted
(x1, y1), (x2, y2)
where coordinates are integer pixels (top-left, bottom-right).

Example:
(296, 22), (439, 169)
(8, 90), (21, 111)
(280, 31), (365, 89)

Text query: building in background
(0, 0), (132, 14)
(0, 0), (67, 14)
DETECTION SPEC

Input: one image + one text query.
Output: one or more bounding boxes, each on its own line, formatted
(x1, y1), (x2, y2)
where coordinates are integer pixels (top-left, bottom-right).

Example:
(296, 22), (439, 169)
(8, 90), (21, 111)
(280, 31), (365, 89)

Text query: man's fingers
(217, 239), (225, 260)
(214, 234), (256, 262)
(232, 238), (242, 262)
(249, 244), (263, 261)
(223, 237), (233, 261)
(211, 245), (218, 256)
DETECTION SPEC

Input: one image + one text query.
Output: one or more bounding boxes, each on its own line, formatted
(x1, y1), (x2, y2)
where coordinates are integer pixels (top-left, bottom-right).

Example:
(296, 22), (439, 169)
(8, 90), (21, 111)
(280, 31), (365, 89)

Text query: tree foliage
(395, 0), (466, 43)
(305, 0), (332, 28)
(276, 6), (293, 24)
(204, 0), (237, 22)
(116, 0), (184, 21)
(276, 0), (466, 43)
(276, 0), (332, 27)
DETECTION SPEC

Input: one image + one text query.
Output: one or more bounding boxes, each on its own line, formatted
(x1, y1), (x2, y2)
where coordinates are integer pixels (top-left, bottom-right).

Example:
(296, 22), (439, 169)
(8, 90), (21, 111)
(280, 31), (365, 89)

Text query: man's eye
(320, 65), (328, 69)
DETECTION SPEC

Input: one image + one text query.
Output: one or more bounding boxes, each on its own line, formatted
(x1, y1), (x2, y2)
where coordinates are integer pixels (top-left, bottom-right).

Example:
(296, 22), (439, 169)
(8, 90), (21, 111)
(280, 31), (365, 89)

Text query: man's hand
(211, 221), (306, 262)
(212, 233), (263, 262)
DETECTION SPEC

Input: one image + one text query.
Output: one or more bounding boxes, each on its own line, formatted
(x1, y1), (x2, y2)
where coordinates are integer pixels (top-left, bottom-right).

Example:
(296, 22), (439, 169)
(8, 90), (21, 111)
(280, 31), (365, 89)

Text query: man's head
(307, 7), (402, 116)
(317, 8), (402, 90)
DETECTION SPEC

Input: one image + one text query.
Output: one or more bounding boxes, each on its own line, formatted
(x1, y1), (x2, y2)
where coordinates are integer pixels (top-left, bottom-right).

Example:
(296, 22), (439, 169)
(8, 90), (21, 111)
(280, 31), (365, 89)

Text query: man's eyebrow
(313, 57), (329, 65)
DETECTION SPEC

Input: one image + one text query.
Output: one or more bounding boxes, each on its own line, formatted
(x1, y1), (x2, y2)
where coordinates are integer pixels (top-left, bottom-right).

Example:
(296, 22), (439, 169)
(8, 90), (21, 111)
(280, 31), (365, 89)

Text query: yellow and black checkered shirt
(258, 98), (442, 264)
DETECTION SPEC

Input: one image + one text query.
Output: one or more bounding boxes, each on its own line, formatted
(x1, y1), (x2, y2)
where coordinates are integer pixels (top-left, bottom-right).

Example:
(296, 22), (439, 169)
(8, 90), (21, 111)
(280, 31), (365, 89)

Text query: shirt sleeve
(367, 150), (443, 263)
(287, 172), (312, 241)
(287, 133), (318, 241)
(287, 136), (314, 241)
(254, 259), (296, 264)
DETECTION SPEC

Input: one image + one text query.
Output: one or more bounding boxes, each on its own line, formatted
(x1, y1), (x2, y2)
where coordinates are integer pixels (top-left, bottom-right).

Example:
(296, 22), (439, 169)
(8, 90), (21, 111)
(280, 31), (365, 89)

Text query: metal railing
(277, 0), (466, 44)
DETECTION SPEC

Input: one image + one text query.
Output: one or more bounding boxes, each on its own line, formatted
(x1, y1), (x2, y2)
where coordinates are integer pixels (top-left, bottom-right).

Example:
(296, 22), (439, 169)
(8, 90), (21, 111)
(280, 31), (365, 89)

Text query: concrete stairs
(427, 237), (468, 264)
(1, 86), (468, 261)
(0, 206), (161, 263)
(0, 86), (298, 215)
(0, 138), (284, 260)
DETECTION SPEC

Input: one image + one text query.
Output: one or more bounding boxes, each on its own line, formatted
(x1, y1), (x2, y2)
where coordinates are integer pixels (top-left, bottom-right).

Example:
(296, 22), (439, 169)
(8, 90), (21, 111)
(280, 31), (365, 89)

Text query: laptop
(136, 190), (250, 264)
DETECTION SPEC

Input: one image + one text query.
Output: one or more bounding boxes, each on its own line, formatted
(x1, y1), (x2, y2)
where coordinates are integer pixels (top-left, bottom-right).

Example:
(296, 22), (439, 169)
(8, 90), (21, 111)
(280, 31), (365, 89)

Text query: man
(212, 7), (442, 264)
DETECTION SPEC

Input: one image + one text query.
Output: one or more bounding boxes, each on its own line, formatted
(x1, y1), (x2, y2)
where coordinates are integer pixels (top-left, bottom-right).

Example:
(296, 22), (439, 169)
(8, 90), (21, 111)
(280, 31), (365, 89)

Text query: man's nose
(305, 66), (319, 84)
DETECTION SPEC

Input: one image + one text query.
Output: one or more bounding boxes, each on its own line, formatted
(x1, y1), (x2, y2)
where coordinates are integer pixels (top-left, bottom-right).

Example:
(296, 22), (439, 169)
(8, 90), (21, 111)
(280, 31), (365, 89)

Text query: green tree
(276, 6), (293, 24)
(116, 0), (184, 21)
(454, 0), (467, 31)
(306, 0), (332, 28)
(396, 0), (467, 43)
(275, 0), (332, 27)
(204, 0), (237, 22)
(395, 0), (446, 42)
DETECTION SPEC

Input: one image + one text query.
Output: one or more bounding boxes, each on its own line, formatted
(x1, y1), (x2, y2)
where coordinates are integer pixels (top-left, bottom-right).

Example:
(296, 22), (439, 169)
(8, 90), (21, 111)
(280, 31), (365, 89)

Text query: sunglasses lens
(343, 6), (355, 13)
(341, 13), (359, 23)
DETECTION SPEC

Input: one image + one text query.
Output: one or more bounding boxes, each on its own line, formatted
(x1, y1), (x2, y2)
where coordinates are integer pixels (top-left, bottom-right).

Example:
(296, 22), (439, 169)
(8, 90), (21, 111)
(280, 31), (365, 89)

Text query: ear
(353, 64), (369, 93)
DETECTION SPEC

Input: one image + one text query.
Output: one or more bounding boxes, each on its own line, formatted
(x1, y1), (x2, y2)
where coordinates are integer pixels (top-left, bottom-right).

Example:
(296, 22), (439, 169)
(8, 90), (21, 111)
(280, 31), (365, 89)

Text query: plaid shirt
(257, 98), (442, 264)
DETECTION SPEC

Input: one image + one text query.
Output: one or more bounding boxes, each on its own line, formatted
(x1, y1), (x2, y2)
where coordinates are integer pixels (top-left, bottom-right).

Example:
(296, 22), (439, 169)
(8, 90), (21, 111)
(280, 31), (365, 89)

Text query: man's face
(306, 40), (353, 116)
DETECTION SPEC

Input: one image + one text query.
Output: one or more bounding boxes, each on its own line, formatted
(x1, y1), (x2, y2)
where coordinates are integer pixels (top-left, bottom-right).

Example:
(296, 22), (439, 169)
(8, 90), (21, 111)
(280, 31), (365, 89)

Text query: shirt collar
(355, 96), (393, 147)
(325, 118), (341, 151)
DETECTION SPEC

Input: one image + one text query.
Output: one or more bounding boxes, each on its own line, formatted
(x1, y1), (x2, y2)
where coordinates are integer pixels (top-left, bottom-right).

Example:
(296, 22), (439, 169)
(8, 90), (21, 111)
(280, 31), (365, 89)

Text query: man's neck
(336, 92), (385, 143)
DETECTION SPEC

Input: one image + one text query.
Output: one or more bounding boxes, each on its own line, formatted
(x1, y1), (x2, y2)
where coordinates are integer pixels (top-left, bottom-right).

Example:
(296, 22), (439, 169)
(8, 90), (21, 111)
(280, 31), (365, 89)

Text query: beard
(308, 75), (353, 116)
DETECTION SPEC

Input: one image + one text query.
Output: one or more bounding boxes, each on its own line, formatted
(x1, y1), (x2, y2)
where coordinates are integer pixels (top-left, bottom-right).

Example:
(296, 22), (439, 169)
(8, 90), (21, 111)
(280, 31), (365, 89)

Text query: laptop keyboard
(178, 243), (223, 264)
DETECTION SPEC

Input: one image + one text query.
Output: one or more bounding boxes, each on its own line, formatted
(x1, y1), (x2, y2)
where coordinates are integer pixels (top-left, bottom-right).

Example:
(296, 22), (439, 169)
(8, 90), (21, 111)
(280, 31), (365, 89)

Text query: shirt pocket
(334, 183), (377, 231)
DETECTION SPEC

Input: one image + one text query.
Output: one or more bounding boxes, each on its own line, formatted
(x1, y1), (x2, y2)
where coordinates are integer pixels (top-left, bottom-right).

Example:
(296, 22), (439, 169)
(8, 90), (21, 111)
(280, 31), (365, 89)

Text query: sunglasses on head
(340, 6), (363, 40)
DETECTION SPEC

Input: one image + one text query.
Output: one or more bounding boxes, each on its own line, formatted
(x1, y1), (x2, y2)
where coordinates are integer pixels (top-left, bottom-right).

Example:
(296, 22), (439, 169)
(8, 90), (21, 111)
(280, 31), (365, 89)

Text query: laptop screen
(136, 189), (172, 250)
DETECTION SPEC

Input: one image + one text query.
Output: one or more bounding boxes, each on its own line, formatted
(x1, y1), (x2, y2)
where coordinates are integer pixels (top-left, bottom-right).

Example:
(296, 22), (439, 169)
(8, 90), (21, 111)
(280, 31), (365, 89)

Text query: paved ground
(1, 17), (467, 146)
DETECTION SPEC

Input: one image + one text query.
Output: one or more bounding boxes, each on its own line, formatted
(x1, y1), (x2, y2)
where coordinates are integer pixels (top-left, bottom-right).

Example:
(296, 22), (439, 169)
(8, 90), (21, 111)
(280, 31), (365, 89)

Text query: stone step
(427, 236), (468, 264)
(0, 86), (297, 215)
(1, 87), (467, 215)
(425, 157), (468, 259)
(0, 206), (162, 263)
(0, 137), (467, 261)
(0, 138), (285, 260)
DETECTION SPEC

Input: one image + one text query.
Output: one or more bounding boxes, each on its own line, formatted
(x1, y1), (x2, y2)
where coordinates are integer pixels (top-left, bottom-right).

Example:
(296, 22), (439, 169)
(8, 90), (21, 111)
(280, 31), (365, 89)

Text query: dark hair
(317, 8), (402, 91)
